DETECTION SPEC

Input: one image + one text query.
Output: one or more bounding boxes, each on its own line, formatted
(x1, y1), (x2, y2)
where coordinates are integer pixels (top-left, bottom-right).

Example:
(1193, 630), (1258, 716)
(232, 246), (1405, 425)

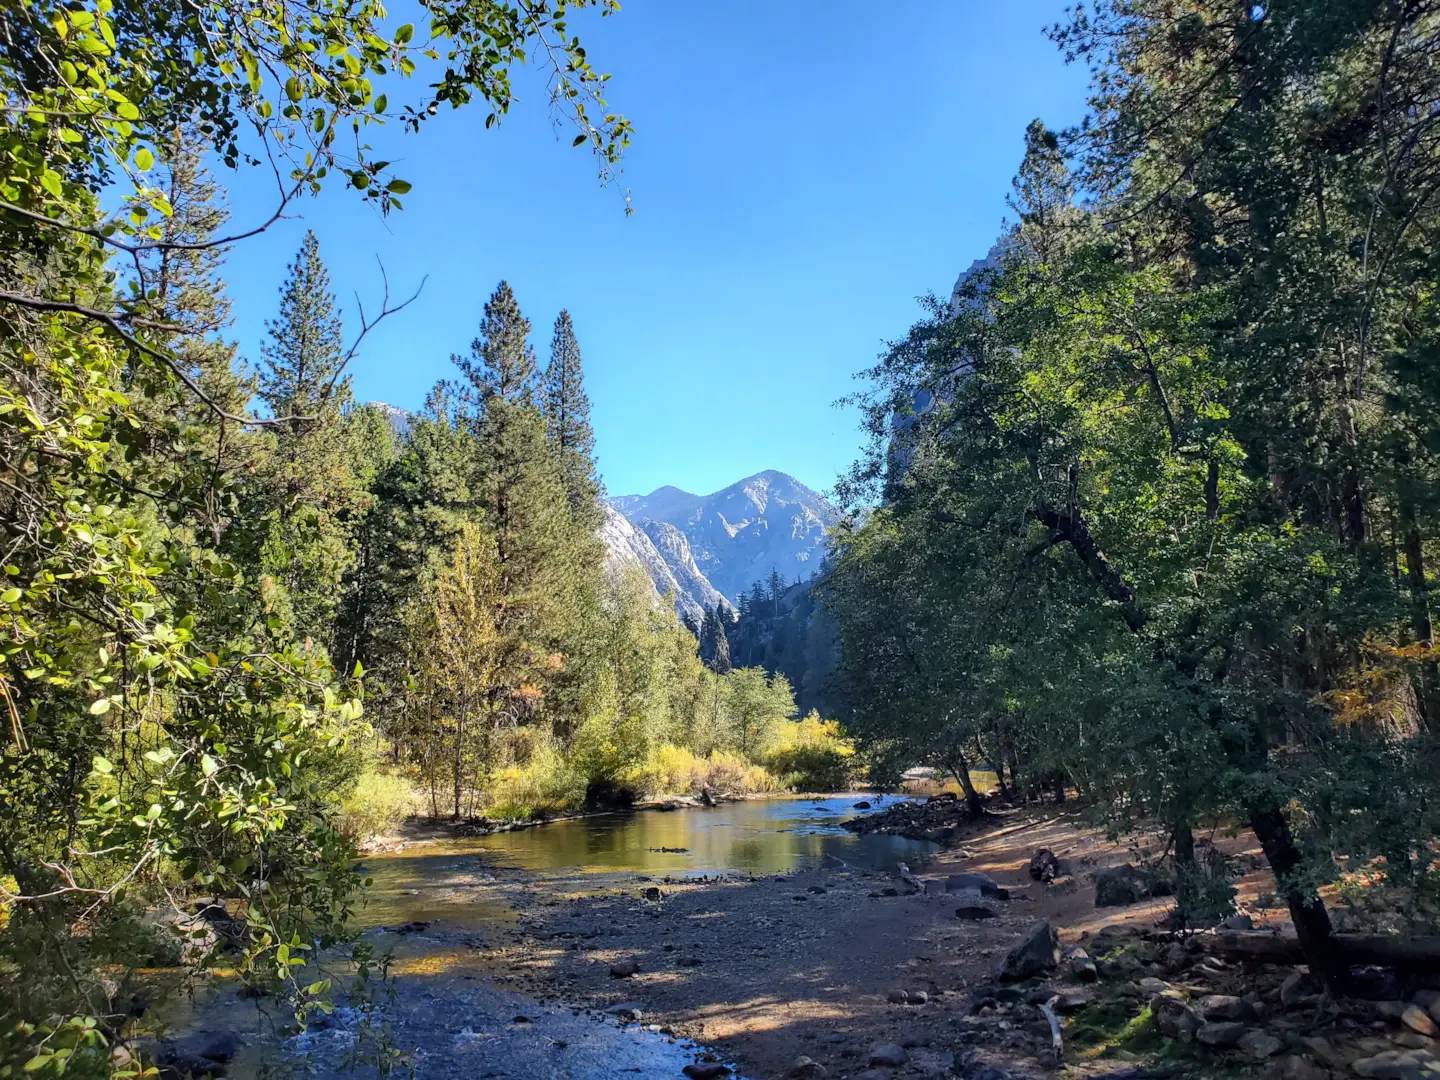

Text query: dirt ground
(462, 807), (1257, 1079)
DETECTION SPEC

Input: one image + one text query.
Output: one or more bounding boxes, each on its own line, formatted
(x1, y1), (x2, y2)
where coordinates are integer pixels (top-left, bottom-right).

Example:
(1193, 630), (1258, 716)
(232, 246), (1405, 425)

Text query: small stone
(1139, 977), (1170, 995)
(1403, 1006), (1438, 1037)
(1198, 994), (1249, 1021)
(807, 885), (827, 894)
(888, 989), (910, 1004)
(1065, 946), (1098, 983)
(682, 1065), (731, 1080)
(867, 1043), (908, 1068)
(641, 886), (662, 901)
(1196, 1021), (1248, 1048)
(609, 959), (641, 978)
(605, 1003), (644, 1022)
(1056, 988), (1095, 1014)
(789, 1056), (827, 1080)
(678, 956), (703, 967)
(909, 990), (929, 1005)
(879, 886), (899, 897)
(1220, 912), (1255, 931)
(1395, 1033), (1434, 1050)
(955, 905), (998, 921)
(852, 801), (871, 810)
(1280, 1054), (1328, 1080)
(1238, 1029), (1283, 1059)
(1281, 971), (1316, 1007)
(1028, 849), (1061, 883)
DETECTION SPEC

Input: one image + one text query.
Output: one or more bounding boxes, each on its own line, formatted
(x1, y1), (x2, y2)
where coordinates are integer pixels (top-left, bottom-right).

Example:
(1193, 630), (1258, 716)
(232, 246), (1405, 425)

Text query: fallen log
(1204, 931), (1440, 969)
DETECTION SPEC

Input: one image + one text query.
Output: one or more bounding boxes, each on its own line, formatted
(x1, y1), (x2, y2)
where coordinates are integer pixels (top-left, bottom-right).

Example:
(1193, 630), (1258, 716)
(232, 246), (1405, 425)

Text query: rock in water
(998, 921), (1061, 982)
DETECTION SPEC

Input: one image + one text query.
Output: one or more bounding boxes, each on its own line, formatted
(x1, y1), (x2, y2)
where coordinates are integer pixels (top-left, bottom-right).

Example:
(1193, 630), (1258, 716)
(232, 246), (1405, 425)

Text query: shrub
(630, 745), (784, 797)
(337, 771), (417, 842)
(763, 712), (861, 792)
(485, 739), (586, 821)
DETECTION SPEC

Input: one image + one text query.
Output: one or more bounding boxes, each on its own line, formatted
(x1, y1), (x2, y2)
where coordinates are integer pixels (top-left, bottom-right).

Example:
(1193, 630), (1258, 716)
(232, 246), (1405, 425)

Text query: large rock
(1028, 849), (1061, 883)
(1238, 1030), (1283, 1059)
(1351, 1050), (1438, 1079)
(867, 1043), (908, 1068)
(1195, 1021), (1248, 1048)
(945, 873), (1010, 901)
(1197, 994), (1249, 1022)
(997, 921), (1061, 982)
(788, 1057), (827, 1080)
(1093, 864), (1171, 908)
(156, 1032), (239, 1079)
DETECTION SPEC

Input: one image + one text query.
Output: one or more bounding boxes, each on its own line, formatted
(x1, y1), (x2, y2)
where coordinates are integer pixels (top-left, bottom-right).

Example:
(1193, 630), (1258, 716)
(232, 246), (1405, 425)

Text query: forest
(3, 0), (1440, 1075)
(823, 1), (1440, 988)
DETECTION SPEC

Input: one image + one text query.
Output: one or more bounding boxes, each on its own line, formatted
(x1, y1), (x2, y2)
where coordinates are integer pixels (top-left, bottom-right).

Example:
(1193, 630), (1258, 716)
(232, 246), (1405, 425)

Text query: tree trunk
(1401, 501), (1438, 729)
(1052, 773), (1066, 804)
(948, 748), (984, 817)
(1247, 801), (1343, 988)
(452, 710), (465, 820)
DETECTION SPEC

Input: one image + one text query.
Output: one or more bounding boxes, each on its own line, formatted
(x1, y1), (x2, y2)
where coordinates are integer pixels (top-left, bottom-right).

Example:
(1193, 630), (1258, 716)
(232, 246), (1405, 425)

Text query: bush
(763, 713), (861, 792)
(337, 771), (417, 842)
(630, 745), (783, 797)
(485, 739), (586, 821)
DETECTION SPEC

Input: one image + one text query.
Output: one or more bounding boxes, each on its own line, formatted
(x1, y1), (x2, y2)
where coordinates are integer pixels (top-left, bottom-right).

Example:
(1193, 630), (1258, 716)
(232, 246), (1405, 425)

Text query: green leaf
(394, 23), (414, 44)
(92, 756), (114, 774)
(352, 170), (370, 189)
(572, 134), (587, 147)
(89, 698), (111, 715)
(135, 147), (154, 171)
(286, 76), (303, 103)
(0, 588), (20, 604)
(39, 170), (63, 198)
(385, 179), (410, 195)
(373, 94), (387, 113)
(201, 754), (218, 777)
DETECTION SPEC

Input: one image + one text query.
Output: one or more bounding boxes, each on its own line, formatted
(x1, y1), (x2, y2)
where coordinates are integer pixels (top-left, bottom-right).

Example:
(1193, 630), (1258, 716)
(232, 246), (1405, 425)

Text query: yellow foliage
(629, 744), (783, 797)
(337, 771), (417, 842)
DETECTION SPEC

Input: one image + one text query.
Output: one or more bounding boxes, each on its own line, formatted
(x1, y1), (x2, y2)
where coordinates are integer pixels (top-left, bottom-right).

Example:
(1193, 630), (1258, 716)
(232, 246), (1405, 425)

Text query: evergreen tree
(258, 230), (351, 422)
(248, 231), (374, 647)
(454, 280), (537, 406)
(543, 309), (603, 521)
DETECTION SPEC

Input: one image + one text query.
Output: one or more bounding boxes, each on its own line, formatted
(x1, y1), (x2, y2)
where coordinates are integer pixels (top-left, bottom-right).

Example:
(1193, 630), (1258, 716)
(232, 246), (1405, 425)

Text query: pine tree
(248, 231), (374, 647)
(258, 230), (351, 423)
(542, 309), (603, 521)
(454, 280), (537, 406)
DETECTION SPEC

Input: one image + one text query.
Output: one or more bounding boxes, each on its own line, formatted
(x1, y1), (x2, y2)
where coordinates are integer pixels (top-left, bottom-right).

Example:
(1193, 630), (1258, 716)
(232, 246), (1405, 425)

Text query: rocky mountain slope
(609, 470), (838, 604)
(599, 506), (732, 627)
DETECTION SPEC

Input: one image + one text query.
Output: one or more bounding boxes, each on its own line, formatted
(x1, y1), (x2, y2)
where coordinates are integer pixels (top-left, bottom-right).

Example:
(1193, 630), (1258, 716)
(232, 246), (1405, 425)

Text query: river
(180, 794), (936, 1080)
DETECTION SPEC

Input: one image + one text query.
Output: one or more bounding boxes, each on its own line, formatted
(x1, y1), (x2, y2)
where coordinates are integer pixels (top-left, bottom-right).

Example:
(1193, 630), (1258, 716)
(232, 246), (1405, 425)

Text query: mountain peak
(607, 469), (838, 604)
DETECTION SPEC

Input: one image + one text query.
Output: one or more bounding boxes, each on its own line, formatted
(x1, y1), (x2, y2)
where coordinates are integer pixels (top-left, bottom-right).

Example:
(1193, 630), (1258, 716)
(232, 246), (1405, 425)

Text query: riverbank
(484, 806), (1194, 1079)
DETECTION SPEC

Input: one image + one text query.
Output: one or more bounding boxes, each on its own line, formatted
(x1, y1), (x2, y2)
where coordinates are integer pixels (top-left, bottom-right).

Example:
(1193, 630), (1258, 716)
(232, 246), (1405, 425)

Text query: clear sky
(219, 1), (1092, 500)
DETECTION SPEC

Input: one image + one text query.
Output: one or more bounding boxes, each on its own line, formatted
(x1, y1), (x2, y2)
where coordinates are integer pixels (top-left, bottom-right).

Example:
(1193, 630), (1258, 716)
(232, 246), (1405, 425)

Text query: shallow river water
(192, 795), (937, 1079)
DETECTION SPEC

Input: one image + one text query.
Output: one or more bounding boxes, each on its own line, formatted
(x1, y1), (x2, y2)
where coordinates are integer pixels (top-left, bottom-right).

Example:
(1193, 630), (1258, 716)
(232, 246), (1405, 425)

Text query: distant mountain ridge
(608, 470), (839, 610)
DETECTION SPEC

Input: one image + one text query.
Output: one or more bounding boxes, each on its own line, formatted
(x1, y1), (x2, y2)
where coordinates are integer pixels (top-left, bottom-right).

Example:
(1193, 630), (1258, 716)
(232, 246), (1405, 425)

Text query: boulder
(1403, 1005), (1438, 1036)
(945, 873), (1010, 901)
(1151, 993), (1202, 1041)
(1195, 1021), (1248, 1048)
(867, 1043), (908, 1068)
(1028, 849), (1061, 883)
(641, 886), (662, 901)
(1237, 1030), (1283, 1059)
(609, 959), (641, 978)
(1198, 994), (1249, 1022)
(1093, 863), (1171, 907)
(156, 1032), (239, 1079)
(887, 989), (910, 1004)
(1279, 1055), (1328, 1080)
(1351, 1050), (1437, 1079)
(1280, 970), (1318, 1007)
(909, 990), (929, 1005)
(789, 1057), (827, 1080)
(852, 801), (871, 810)
(997, 921), (1061, 982)
(1055, 987), (1095, 1014)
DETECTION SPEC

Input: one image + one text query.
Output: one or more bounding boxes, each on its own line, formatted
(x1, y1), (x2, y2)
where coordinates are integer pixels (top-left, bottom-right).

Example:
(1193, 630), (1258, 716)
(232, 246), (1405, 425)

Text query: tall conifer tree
(542, 309), (603, 522)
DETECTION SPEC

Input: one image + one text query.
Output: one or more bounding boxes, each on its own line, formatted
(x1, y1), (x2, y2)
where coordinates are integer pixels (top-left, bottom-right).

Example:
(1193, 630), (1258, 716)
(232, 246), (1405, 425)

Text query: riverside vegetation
(4, 0), (1440, 1078)
(0, 0), (851, 1074)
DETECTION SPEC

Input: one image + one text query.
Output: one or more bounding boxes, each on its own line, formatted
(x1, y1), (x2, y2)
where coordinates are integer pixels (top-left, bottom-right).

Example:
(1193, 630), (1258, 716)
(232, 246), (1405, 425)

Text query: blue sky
(219, 1), (1091, 499)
